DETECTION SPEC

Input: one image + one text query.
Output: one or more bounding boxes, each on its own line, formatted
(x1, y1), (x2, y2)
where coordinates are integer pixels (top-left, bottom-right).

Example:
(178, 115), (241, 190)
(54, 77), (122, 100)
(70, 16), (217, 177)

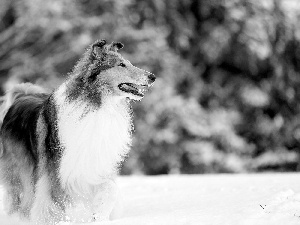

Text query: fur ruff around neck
(54, 83), (132, 194)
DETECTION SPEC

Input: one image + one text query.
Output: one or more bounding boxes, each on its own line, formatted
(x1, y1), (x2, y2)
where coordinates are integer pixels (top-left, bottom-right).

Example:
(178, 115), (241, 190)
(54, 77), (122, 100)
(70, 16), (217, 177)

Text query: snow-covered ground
(0, 174), (300, 225)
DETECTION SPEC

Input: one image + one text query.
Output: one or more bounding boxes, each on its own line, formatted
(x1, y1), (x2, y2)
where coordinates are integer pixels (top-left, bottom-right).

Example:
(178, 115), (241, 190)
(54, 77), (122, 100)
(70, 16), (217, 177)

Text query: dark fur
(2, 94), (48, 161)
(65, 41), (121, 108)
(0, 89), (70, 222)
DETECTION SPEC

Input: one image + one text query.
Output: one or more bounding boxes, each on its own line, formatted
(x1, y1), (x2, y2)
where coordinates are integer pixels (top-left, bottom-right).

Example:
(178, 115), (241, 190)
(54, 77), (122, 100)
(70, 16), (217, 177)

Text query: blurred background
(1, 0), (300, 174)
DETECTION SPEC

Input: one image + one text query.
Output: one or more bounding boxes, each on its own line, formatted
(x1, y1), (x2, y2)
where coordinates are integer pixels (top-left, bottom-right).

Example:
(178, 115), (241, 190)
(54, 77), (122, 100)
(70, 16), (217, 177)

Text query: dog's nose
(148, 73), (156, 83)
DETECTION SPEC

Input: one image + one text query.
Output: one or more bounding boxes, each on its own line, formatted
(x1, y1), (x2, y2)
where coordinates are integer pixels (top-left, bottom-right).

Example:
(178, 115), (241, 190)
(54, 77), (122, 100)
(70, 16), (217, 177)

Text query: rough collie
(0, 40), (155, 224)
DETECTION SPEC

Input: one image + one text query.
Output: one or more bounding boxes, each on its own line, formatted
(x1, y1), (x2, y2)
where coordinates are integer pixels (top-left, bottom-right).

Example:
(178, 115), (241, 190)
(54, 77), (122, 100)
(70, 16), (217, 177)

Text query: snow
(0, 174), (300, 225)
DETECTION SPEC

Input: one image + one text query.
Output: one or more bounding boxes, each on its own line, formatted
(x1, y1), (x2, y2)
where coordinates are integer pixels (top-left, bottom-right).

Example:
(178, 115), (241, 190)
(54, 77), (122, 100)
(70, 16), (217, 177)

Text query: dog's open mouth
(118, 83), (148, 97)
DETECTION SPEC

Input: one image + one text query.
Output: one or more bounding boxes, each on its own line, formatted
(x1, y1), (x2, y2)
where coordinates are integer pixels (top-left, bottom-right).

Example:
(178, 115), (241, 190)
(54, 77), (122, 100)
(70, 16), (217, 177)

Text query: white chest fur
(54, 85), (132, 194)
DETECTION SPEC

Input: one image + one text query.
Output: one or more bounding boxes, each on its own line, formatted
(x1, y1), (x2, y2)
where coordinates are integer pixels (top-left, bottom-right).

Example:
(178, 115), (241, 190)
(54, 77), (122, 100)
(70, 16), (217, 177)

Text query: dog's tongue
(119, 83), (146, 97)
(121, 83), (136, 92)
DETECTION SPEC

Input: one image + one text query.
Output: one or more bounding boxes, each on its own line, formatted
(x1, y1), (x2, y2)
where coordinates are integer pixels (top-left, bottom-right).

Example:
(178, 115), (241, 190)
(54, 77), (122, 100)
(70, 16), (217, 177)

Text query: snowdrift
(0, 174), (299, 225)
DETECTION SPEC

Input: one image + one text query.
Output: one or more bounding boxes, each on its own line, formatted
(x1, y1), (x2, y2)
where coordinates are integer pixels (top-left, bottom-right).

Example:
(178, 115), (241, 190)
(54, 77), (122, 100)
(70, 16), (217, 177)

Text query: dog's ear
(108, 42), (124, 52)
(91, 39), (107, 59)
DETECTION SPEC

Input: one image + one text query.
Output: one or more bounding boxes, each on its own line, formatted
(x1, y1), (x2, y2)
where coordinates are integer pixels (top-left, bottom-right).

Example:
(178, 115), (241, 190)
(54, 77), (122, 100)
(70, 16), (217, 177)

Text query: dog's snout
(148, 73), (156, 83)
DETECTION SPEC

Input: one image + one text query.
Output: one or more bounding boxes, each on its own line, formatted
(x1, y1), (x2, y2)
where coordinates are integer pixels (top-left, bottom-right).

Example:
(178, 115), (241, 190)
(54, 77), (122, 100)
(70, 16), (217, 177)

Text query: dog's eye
(118, 63), (126, 67)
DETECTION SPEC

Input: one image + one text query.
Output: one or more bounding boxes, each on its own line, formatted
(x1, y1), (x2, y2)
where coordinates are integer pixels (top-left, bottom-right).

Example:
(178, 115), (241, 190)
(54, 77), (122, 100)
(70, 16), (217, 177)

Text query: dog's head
(67, 40), (155, 106)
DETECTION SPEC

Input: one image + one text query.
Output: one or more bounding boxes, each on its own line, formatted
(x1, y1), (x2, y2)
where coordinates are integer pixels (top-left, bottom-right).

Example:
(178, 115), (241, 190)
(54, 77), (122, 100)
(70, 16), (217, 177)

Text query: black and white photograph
(0, 0), (300, 224)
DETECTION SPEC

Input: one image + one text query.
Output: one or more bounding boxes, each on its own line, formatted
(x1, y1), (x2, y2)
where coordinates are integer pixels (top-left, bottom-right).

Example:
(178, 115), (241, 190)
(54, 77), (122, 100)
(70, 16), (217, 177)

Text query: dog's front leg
(92, 179), (119, 222)
(31, 174), (64, 225)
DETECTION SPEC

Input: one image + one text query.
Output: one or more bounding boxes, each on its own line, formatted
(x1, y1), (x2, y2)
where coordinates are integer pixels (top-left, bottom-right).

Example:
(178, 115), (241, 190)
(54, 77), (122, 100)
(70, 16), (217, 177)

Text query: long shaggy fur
(0, 83), (49, 218)
(0, 40), (155, 224)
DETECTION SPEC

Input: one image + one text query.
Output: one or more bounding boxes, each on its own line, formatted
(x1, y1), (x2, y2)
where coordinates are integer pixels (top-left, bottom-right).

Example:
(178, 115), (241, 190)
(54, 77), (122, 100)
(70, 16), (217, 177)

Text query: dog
(0, 39), (155, 224)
